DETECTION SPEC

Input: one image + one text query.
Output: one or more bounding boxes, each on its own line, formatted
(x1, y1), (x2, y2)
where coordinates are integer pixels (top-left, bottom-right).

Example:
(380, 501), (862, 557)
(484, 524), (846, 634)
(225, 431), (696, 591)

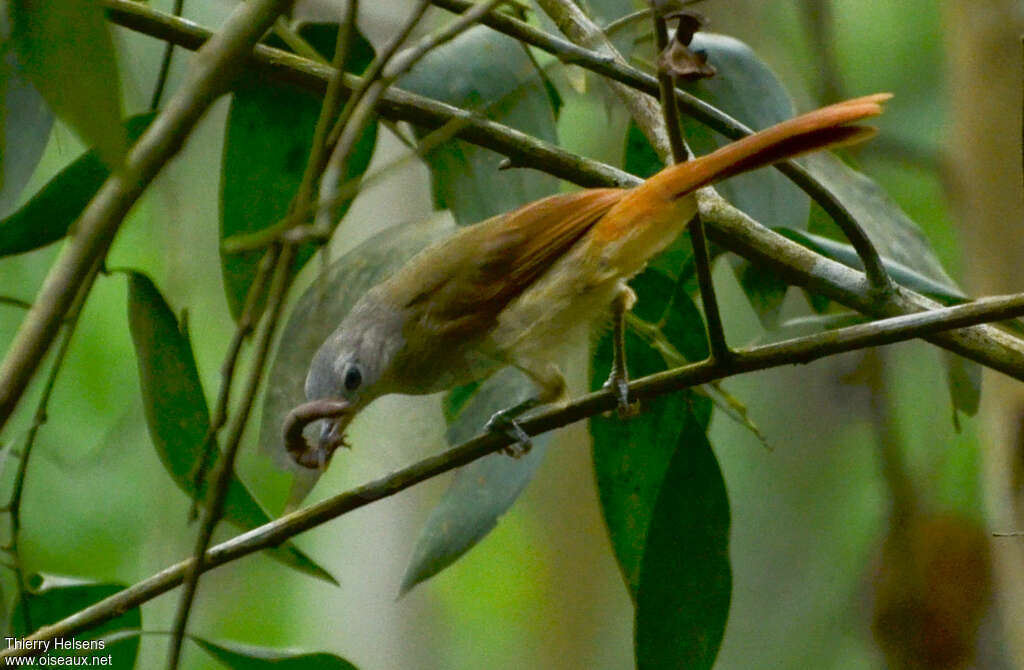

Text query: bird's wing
(400, 188), (625, 342)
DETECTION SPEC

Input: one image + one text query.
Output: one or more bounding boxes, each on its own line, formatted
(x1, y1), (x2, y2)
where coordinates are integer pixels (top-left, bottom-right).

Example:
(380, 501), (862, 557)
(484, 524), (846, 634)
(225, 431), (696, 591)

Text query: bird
(284, 93), (891, 469)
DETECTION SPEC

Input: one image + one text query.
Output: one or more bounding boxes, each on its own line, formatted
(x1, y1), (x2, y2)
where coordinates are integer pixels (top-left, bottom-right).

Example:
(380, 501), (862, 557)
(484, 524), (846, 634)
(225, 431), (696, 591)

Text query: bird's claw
(486, 409), (533, 458)
(603, 373), (639, 417)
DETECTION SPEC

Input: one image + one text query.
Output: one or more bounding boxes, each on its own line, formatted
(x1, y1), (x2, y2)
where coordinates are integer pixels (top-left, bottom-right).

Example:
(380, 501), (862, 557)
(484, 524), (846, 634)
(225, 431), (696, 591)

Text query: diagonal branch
(0, 0), (297, 434)
(6, 290), (1024, 660)
(429, 0), (894, 292)
(68, 0), (1024, 381)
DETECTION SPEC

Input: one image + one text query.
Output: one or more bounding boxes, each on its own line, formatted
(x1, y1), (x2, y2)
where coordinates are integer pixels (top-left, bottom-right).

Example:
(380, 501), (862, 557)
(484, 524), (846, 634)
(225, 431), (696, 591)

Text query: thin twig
(535, 0), (669, 156)
(0, 295), (32, 311)
(8, 290), (1024, 660)
(230, 108), (475, 252)
(318, 0), (507, 228)
(300, 0), (358, 230)
(428, 0), (893, 292)
(272, 17), (328, 64)
(79, 1), (1024, 379)
(149, 0), (185, 110)
(6, 261), (100, 635)
(652, 12), (730, 362)
(315, 0), (431, 229)
(188, 245), (281, 517)
(166, 244), (297, 669)
(0, 0), (296, 434)
(799, 0), (843, 103)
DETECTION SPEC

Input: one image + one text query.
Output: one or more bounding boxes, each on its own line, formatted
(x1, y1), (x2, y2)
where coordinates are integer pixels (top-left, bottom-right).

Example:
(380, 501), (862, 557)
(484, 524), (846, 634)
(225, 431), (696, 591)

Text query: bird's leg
(486, 362), (567, 457)
(602, 284), (639, 416)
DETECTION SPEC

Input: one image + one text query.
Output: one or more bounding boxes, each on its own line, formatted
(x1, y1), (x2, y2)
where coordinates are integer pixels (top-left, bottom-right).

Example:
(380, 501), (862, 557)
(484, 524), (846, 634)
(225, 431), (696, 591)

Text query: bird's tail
(647, 93), (891, 199)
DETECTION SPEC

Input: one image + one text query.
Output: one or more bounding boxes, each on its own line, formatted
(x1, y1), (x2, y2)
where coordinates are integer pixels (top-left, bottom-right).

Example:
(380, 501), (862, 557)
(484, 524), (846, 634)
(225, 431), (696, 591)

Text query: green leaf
(683, 33), (806, 230)
(400, 367), (550, 595)
(0, 112), (154, 257)
(12, 577), (140, 668)
(10, 0), (126, 167)
(682, 33), (809, 326)
(126, 271), (336, 584)
(400, 26), (559, 224)
(192, 636), (358, 670)
(590, 270), (711, 593)
(441, 380), (483, 424)
(776, 228), (966, 303)
(259, 213), (457, 504)
(0, 30), (54, 215)
(737, 261), (788, 329)
(634, 411), (732, 670)
(803, 151), (956, 288)
(192, 639), (360, 667)
(943, 351), (980, 429)
(220, 23), (377, 318)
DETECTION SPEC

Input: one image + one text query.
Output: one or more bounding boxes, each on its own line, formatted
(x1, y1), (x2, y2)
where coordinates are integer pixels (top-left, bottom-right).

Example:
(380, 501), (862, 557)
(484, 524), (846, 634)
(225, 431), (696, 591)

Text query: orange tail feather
(647, 92), (891, 199)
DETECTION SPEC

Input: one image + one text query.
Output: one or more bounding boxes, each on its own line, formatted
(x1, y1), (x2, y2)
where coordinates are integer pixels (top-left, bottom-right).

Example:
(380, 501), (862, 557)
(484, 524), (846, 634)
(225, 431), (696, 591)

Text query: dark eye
(343, 364), (362, 392)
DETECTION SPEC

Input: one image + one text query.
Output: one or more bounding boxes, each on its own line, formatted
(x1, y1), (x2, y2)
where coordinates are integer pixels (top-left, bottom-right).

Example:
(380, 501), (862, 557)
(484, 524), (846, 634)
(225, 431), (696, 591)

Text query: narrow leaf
(400, 26), (559, 224)
(221, 23), (376, 317)
(635, 411), (732, 670)
(400, 367), (549, 595)
(943, 351), (980, 428)
(0, 113), (154, 257)
(10, 0), (126, 167)
(126, 271), (336, 584)
(803, 151), (956, 287)
(0, 27), (54, 215)
(192, 636), (358, 670)
(591, 270), (711, 593)
(12, 578), (140, 668)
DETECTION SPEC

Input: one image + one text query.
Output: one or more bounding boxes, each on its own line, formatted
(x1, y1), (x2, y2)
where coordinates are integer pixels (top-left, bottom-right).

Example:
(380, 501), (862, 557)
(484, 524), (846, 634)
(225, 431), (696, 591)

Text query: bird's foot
(602, 371), (639, 417)
(486, 406), (534, 458)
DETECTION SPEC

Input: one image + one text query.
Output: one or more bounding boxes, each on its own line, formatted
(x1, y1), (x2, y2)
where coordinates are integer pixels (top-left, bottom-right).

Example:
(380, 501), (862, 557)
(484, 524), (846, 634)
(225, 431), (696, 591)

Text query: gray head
(301, 290), (407, 457)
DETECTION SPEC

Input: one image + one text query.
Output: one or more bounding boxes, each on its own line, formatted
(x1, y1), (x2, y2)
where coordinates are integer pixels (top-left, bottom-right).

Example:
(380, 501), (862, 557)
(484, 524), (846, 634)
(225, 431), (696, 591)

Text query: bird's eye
(343, 364), (363, 392)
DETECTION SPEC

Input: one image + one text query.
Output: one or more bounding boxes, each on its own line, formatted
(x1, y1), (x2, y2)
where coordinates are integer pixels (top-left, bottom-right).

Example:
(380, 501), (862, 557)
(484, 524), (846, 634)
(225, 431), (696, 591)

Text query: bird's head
(285, 292), (406, 469)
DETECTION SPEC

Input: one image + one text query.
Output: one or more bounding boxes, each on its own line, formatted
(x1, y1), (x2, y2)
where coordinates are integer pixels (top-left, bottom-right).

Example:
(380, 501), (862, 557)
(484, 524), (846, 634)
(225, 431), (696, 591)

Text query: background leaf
(125, 271), (335, 584)
(220, 23), (377, 318)
(400, 26), (559, 224)
(12, 577), (140, 668)
(10, 0), (126, 167)
(259, 213), (457, 502)
(681, 33), (808, 327)
(591, 270), (712, 592)
(0, 12), (53, 216)
(804, 151), (955, 287)
(400, 368), (550, 595)
(0, 113), (154, 258)
(191, 636), (358, 670)
(776, 228), (965, 303)
(634, 411), (732, 670)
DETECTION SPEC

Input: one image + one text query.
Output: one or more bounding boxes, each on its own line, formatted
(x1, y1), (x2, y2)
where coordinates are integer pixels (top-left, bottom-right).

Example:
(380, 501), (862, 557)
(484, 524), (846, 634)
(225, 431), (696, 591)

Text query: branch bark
(5, 290), (1024, 659)
(93, 0), (1024, 383)
(0, 0), (297, 433)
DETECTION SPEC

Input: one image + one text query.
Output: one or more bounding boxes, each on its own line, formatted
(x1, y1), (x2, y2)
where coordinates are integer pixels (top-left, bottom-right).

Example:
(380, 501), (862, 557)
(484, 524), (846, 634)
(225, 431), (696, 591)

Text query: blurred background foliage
(0, 0), (1021, 668)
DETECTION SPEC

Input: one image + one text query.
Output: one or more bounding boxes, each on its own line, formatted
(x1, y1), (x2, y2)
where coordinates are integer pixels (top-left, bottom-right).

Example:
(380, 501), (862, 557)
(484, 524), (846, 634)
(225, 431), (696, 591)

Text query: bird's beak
(283, 399), (354, 470)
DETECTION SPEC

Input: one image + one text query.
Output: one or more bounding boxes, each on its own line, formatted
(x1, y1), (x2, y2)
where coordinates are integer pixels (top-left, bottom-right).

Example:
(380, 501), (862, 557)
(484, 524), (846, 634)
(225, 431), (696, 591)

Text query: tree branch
(6, 290), (1024, 659)
(0, 0), (297, 433)
(81, 0), (1024, 380)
